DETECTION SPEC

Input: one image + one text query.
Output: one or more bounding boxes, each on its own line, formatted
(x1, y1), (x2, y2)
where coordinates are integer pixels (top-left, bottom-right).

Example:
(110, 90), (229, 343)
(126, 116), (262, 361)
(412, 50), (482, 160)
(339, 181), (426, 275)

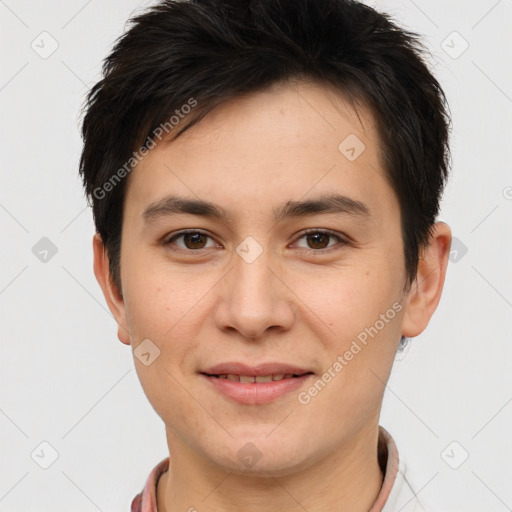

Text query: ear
(92, 233), (131, 345)
(401, 222), (451, 338)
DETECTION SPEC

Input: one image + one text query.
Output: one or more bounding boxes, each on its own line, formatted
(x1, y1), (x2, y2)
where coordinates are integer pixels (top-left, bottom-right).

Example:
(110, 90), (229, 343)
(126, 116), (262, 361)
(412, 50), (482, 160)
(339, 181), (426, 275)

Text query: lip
(200, 361), (314, 405)
(201, 361), (313, 376)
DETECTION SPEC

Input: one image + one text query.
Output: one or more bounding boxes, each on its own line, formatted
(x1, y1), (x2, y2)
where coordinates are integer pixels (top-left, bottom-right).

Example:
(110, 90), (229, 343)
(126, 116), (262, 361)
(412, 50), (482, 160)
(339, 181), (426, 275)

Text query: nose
(213, 248), (295, 340)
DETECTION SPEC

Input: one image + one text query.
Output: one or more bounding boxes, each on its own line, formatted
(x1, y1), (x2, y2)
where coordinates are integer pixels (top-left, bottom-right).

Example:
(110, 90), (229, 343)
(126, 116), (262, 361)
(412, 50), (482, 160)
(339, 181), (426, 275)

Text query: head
(80, 0), (451, 474)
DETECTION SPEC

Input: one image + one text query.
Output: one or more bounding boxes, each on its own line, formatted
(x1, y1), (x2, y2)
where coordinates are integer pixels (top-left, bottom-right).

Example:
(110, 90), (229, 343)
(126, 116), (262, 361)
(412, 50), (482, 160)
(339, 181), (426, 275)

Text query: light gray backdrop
(1, 0), (511, 510)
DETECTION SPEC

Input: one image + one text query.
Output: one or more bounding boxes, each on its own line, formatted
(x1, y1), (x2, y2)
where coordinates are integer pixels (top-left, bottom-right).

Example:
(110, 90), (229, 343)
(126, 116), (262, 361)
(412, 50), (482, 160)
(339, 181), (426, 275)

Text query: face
(96, 80), (440, 475)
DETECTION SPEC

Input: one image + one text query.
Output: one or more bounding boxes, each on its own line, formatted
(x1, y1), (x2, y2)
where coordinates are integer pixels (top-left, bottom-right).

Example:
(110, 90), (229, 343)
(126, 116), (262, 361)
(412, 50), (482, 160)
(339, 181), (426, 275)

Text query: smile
(200, 371), (314, 404)
(204, 373), (309, 382)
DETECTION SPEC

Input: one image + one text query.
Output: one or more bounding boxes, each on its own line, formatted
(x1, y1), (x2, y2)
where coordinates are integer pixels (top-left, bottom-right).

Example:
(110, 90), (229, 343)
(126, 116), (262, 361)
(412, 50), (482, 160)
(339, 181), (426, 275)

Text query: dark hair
(79, 0), (451, 293)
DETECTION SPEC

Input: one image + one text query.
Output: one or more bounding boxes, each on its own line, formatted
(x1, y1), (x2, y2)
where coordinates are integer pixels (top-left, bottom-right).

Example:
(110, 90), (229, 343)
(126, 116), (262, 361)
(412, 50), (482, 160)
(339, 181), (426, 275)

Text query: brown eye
(306, 232), (330, 249)
(182, 232), (208, 249)
(165, 231), (216, 251)
(294, 230), (347, 251)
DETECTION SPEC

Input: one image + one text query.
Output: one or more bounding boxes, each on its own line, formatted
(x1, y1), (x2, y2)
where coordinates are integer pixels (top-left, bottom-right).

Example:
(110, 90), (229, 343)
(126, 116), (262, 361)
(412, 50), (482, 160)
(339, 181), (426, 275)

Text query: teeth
(215, 373), (299, 382)
(255, 375), (273, 383)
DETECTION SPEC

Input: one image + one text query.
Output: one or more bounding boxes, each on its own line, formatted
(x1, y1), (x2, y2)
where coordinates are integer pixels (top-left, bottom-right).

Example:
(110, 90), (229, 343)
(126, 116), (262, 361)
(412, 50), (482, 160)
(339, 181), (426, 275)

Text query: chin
(199, 431), (315, 476)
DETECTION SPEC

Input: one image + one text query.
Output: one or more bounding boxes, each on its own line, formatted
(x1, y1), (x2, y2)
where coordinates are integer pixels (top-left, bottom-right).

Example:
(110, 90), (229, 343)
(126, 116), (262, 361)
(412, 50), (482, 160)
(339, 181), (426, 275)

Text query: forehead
(124, 80), (395, 224)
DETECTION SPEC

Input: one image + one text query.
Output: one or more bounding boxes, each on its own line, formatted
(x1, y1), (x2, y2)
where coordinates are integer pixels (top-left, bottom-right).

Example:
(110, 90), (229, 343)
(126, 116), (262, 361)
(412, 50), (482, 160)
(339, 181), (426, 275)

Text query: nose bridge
(215, 238), (293, 339)
(233, 248), (273, 303)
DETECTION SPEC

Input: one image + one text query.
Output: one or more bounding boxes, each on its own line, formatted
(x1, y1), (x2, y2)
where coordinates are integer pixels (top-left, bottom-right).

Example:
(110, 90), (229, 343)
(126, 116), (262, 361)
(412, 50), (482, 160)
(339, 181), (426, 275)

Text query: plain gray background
(1, 0), (511, 510)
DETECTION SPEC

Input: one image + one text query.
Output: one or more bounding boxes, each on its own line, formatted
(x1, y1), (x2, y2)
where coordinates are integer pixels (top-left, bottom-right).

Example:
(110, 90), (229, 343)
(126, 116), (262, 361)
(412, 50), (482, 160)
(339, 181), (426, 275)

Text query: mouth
(201, 372), (313, 383)
(199, 363), (315, 404)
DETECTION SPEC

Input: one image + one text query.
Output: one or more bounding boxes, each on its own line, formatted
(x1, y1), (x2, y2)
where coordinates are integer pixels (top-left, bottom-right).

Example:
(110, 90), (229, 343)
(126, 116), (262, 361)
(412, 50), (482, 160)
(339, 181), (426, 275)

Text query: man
(79, 0), (452, 510)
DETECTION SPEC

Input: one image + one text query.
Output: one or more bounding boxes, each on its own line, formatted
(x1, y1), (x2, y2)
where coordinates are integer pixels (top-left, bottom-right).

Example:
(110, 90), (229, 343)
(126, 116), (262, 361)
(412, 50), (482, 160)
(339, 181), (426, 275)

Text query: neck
(157, 422), (384, 512)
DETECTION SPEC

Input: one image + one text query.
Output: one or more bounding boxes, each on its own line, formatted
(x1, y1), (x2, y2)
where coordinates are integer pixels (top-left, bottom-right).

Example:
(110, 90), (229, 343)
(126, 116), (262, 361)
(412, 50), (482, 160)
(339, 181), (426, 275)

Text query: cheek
(122, 266), (217, 383)
(300, 288), (402, 437)
(121, 249), (209, 339)
(290, 259), (403, 394)
(123, 273), (208, 424)
(291, 258), (399, 334)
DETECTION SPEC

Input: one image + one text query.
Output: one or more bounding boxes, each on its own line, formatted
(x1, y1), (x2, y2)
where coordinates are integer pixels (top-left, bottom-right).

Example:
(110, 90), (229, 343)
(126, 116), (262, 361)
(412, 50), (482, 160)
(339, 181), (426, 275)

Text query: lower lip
(201, 374), (313, 405)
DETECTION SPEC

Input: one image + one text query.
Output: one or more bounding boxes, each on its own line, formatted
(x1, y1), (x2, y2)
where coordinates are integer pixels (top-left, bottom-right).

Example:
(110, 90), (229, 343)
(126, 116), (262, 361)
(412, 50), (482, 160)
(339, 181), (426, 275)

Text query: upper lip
(201, 362), (314, 376)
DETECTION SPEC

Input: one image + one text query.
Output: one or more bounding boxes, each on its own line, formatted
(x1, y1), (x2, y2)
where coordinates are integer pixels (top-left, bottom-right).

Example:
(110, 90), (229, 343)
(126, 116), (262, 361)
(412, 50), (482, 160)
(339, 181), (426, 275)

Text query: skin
(93, 79), (451, 512)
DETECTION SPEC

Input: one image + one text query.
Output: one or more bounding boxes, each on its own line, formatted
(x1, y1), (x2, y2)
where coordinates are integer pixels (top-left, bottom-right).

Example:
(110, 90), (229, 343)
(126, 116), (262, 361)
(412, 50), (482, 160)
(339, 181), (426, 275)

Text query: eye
(165, 230), (218, 251)
(294, 229), (348, 251)
(163, 229), (348, 253)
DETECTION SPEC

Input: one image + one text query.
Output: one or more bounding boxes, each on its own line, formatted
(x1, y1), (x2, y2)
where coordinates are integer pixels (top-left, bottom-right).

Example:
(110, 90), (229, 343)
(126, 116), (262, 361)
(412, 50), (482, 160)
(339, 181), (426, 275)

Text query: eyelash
(163, 229), (349, 254)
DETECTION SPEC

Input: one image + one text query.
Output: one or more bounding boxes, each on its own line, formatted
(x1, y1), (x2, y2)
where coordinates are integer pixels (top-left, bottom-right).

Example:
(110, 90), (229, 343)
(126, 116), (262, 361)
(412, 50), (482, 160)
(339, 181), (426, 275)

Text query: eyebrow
(274, 194), (370, 223)
(142, 193), (371, 223)
(143, 195), (228, 222)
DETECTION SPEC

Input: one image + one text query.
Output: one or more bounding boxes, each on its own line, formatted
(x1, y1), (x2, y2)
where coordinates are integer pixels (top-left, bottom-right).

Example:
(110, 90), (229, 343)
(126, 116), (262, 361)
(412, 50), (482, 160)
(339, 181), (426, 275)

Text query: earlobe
(92, 233), (131, 345)
(401, 222), (452, 338)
